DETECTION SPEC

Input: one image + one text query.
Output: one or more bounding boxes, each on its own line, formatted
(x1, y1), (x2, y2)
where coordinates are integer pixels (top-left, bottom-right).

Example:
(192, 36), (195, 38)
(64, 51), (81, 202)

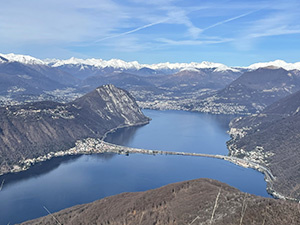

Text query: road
(99, 141), (275, 183)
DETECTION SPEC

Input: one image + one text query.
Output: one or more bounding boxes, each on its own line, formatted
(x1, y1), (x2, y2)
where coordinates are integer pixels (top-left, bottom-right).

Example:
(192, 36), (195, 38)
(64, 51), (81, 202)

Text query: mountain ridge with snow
(44, 57), (240, 73)
(246, 59), (300, 71)
(1, 53), (300, 72)
(0, 53), (46, 65)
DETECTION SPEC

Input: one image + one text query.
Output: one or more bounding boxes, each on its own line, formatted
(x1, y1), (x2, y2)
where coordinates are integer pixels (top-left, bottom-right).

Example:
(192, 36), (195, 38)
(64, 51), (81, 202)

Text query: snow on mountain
(0, 53), (46, 65)
(0, 53), (241, 72)
(48, 57), (239, 72)
(247, 60), (300, 71)
(149, 61), (232, 71)
(179, 67), (200, 72)
(5, 53), (300, 73)
(50, 57), (141, 70)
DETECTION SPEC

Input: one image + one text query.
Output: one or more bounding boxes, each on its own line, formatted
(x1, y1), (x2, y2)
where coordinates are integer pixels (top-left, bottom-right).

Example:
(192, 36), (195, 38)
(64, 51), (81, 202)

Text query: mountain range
(2, 53), (300, 115)
(2, 53), (300, 72)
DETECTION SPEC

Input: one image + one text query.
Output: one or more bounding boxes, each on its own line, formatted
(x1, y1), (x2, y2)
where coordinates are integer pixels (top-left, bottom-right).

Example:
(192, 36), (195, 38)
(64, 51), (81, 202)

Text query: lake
(0, 110), (270, 224)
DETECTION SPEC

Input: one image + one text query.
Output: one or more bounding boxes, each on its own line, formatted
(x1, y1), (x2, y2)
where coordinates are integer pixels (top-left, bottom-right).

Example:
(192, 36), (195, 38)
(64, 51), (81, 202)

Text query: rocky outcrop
(20, 178), (300, 225)
(0, 84), (149, 175)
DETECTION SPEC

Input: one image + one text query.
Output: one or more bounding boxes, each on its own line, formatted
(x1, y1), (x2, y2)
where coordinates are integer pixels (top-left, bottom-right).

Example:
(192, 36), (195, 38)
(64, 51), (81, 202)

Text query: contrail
(202, 8), (265, 32)
(95, 18), (169, 42)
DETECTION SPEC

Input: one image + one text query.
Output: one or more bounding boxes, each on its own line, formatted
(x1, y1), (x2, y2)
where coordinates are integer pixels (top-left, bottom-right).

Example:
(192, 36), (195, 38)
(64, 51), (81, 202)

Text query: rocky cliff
(20, 178), (300, 225)
(0, 84), (149, 175)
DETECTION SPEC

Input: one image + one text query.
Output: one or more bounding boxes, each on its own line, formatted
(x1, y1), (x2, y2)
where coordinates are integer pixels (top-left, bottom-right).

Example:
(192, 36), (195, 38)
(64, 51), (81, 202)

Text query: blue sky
(1, 0), (300, 66)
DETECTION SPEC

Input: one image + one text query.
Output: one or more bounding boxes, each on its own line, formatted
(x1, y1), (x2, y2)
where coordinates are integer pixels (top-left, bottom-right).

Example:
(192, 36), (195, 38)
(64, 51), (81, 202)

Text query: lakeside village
(14, 138), (160, 173)
(8, 136), (290, 200)
(12, 138), (272, 184)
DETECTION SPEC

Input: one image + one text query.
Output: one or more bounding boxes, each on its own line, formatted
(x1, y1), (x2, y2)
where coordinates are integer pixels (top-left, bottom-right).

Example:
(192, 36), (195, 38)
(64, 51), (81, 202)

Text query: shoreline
(0, 120), (150, 177)
(0, 111), (295, 202)
(226, 135), (298, 202)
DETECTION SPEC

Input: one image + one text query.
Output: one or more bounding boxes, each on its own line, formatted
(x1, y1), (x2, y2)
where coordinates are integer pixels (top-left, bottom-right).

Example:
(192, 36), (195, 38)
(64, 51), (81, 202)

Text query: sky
(1, 0), (300, 66)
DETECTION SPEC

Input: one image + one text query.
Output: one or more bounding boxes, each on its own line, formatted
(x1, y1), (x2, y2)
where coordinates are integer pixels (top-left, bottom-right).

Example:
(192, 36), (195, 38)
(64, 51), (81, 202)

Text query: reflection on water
(200, 113), (236, 130)
(105, 111), (237, 149)
(0, 154), (118, 191)
(0, 155), (81, 189)
(0, 110), (270, 225)
(105, 125), (142, 146)
(106, 109), (234, 155)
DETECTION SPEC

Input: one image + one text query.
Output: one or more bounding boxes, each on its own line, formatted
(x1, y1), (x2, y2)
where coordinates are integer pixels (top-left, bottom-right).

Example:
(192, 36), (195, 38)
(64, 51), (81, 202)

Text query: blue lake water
(0, 110), (271, 224)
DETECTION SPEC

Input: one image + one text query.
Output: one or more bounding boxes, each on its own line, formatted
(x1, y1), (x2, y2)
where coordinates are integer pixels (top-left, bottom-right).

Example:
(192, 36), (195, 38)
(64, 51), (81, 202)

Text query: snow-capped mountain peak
(1, 53), (300, 73)
(247, 60), (300, 71)
(179, 67), (200, 72)
(48, 57), (239, 73)
(50, 57), (142, 70)
(0, 53), (46, 65)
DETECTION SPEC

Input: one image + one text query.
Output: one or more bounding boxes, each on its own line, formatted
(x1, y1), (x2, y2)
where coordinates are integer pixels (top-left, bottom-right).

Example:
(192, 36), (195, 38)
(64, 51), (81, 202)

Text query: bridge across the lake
(99, 141), (275, 183)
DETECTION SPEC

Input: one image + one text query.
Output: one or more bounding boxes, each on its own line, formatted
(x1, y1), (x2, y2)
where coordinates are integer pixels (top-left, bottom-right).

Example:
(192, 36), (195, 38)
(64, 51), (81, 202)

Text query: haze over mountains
(1, 53), (300, 115)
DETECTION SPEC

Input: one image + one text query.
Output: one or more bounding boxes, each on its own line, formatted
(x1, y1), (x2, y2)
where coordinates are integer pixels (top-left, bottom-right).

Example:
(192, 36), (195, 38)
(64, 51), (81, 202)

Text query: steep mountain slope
(228, 90), (300, 200)
(193, 67), (300, 114)
(0, 84), (149, 175)
(20, 178), (300, 225)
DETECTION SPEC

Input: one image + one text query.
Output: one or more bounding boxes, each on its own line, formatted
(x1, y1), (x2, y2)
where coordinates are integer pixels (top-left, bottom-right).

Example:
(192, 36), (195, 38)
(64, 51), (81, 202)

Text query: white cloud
(1, 0), (300, 60)
(0, 0), (127, 44)
(231, 1), (300, 50)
